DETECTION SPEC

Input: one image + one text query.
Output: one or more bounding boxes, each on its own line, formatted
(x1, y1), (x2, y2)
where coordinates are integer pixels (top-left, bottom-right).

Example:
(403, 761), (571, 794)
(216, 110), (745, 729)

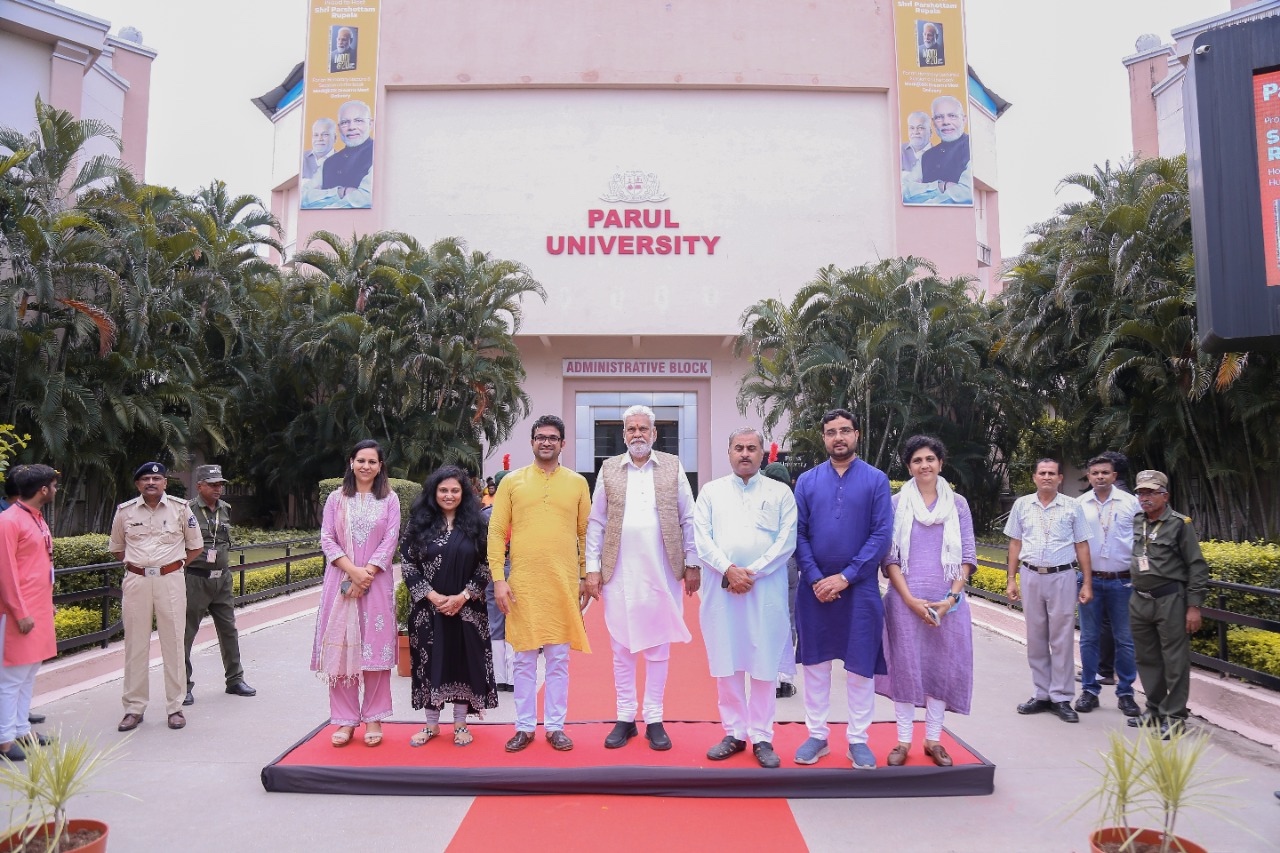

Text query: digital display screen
(1252, 68), (1280, 286)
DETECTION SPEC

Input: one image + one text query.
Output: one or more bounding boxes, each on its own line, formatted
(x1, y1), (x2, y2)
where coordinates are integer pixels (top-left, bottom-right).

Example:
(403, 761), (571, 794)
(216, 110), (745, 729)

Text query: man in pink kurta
(584, 406), (700, 751)
(0, 465), (59, 761)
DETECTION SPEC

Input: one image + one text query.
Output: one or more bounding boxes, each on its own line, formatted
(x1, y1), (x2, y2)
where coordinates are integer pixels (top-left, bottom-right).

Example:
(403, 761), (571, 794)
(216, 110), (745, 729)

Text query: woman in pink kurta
(311, 440), (401, 747)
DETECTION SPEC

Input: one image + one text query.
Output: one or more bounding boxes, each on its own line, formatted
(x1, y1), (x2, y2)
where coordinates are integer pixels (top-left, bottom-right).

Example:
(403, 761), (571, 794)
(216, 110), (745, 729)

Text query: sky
(77, 0), (1227, 256)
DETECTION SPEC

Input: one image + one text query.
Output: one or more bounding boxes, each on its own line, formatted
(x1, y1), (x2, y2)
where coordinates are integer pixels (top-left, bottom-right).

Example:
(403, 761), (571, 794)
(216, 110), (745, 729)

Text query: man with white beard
(584, 405), (700, 751)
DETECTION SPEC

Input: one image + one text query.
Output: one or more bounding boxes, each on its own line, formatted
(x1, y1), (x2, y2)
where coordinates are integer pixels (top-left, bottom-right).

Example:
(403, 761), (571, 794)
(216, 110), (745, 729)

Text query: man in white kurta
(585, 406), (699, 751)
(694, 427), (797, 769)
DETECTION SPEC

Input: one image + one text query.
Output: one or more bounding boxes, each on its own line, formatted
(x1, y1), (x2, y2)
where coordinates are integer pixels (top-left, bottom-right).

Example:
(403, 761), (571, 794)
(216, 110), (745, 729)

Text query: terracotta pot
(397, 632), (411, 677)
(1, 818), (109, 853)
(1089, 826), (1206, 853)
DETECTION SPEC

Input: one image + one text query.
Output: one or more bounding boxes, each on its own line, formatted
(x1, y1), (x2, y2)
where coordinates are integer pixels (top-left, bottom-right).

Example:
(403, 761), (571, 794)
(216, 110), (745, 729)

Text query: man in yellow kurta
(489, 414), (591, 752)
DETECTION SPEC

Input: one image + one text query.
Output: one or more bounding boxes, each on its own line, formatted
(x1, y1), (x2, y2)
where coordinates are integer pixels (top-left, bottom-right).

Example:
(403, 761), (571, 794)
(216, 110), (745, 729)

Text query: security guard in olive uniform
(183, 465), (256, 705)
(1126, 470), (1209, 735)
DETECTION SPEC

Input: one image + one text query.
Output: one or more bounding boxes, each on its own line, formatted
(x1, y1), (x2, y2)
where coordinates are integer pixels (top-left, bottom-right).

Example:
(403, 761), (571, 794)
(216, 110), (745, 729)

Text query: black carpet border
(261, 720), (996, 799)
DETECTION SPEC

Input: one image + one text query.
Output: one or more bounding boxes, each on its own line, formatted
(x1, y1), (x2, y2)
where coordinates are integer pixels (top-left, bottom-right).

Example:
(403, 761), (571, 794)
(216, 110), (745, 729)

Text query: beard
(628, 438), (653, 459)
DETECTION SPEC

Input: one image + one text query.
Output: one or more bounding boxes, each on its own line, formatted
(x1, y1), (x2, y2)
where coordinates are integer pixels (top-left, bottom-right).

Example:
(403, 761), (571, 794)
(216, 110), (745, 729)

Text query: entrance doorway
(574, 392), (698, 495)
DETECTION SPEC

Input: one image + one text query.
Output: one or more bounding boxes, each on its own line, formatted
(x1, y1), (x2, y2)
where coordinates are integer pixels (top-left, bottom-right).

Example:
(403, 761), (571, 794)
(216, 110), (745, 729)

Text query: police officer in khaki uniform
(1125, 470), (1209, 736)
(183, 465), (256, 707)
(109, 463), (203, 732)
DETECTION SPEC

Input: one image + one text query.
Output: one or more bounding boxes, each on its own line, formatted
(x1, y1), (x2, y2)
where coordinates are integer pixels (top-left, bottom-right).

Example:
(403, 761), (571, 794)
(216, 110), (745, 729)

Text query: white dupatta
(891, 476), (964, 581)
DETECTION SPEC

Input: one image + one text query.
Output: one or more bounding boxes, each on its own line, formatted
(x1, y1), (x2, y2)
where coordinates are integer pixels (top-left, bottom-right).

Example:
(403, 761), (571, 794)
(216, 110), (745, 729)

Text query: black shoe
(0, 742), (26, 762)
(604, 721), (638, 749)
(1127, 712), (1160, 729)
(1017, 698), (1053, 715)
(505, 730), (535, 752)
(1053, 701), (1080, 723)
(706, 736), (747, 760)
(546, 730), (574, 751)
(775, 682), (796, 698)
(498, 683), (514, 693)
(27, 713), (44, 725)
(16, 733), (52, 748)
(1074, 692), (1100, 713)
(182, 691), (194, 706)
(753, 741), (781, 769)
(1117, 695), (1141, 717)
(226, 682), (257, 697)
(1098, 674), (1117, 686)
(645, 722), (672, 751)
(1159, 718), (1186, 740)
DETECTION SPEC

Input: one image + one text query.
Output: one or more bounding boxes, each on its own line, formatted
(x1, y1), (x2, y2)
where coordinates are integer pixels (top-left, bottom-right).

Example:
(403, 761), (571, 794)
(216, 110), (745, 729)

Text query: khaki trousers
(122, 570), (188, 716)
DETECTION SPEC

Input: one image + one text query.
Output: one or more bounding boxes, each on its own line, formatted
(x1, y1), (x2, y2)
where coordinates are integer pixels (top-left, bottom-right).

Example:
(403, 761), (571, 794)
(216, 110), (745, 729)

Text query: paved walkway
(11, 592), (1280, 852)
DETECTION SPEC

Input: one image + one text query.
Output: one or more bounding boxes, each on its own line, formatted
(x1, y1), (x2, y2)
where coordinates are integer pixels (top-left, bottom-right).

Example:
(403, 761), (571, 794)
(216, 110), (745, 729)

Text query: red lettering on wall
(623, 209), (641, 228)
(655, 235), (672, 254)
(547, 236), (565, 254)
(603, 210), (623, 228)
(703, 236), (720, 255)
(568, 236), (587, 254)
(636, 235), (654, 254)
(618, 235), (635, 254)
(587, 209), (604, 228)
(599, 236), (617, 254)
(664, 210), (681, 228)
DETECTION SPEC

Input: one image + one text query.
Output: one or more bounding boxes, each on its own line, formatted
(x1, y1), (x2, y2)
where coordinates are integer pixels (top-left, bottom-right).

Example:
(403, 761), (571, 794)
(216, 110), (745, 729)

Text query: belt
(1134, 580), (1182, 600)
(1020, 561), (1077, 575)
(184, 566), (224, 578)
(125, 560), (184, 576)
(1091, 571), (1131, 580)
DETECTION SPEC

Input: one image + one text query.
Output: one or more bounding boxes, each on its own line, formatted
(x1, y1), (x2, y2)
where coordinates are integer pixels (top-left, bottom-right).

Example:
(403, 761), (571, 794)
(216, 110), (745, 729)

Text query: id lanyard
(200, 504), (226, 562)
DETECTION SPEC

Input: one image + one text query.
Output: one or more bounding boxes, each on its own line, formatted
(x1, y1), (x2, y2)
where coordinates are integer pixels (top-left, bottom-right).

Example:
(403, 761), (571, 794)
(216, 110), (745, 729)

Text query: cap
(133, 462), (167, 481)
(762, 462), (792, 486)
(1134, 470), (1169, 491)
(195, 464), (228, 484)
(493, 470), (508, 486)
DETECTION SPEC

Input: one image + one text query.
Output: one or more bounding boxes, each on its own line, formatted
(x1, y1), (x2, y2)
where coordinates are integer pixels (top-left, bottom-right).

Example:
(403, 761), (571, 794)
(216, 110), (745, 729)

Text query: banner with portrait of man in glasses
(893, 2), (973, 207)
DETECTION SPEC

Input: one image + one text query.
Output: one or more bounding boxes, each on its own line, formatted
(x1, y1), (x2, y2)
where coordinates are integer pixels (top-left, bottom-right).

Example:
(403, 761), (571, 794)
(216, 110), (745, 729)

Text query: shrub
(1192, 626), (1280, 678)
(54, 606), (105, 642)
(230, 556), (325, 596)
(230, 527), (318, 546)
(969, 565), (1007, 596)
(53, 535), (113, 569)
(1200, 541), (1280, 621)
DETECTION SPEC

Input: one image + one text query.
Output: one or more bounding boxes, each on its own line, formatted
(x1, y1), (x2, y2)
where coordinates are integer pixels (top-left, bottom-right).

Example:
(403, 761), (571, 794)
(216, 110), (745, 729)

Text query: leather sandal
(331, 726), (354, 747)
(924, 743), (952, 767)
(410, 726), (439, 747)
(363, 724), (383, 747)
(453, 726), (473, 746)
(887, 744), (910, 767)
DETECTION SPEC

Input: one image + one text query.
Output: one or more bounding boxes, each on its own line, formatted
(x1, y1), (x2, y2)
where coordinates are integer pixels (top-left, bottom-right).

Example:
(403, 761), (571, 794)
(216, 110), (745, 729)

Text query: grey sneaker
(794, 737), (830, 765)
(848, 742), (877, 770)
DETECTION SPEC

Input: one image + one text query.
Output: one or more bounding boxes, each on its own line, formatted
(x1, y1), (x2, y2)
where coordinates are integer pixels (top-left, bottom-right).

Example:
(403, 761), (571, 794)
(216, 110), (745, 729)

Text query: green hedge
(1192, 627), (1280, 678)
(969, 565), (1007, 596)
(53, 535), (113, 569)
(54, 605), (105, 642)
(230, 526), (318, 546)
(232, 555), (325, 595)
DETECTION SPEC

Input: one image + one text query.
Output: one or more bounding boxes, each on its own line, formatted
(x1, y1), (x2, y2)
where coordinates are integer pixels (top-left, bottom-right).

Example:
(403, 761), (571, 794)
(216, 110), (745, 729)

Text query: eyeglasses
(823, 427), (856, 437)
(532, 435), (562, 444)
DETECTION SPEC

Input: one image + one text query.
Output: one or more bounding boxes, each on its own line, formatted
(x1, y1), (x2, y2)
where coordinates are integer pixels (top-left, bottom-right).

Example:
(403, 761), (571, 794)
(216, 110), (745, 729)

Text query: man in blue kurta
(792, 409), (893, 769)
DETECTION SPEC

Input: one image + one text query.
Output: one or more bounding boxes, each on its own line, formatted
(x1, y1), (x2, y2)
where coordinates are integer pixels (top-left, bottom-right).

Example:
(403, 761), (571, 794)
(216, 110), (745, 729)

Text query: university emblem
(600, 171), (668, 204)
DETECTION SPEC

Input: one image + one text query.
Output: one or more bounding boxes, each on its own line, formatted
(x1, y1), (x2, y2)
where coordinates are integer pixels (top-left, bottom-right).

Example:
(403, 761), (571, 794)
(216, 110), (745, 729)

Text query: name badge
(1137, 556), (1150, 573)
(209, 570), (223, 579)
(206, 549), (218, 562)
(144, 566), (161, 578)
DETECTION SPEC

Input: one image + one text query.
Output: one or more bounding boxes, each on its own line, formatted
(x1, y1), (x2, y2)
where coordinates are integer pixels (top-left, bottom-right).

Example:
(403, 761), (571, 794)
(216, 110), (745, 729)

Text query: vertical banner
(1252, 69), (1280, 286)
(300, 1), (380, 210)
(893, 1), (972, 207)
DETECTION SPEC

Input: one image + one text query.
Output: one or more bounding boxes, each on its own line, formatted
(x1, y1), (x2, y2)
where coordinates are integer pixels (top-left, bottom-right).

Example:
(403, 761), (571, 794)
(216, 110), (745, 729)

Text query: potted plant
(0, 727), (128, 852)
(1074, 726), (1243, 853)
(395, 579), (412, 677)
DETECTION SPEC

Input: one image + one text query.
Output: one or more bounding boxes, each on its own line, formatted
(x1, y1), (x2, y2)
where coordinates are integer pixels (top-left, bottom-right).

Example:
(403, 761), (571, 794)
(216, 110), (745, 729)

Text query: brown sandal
(924, 743), (952, 767)
(887, 744), (910, 766)
(331, 726), (354, 747)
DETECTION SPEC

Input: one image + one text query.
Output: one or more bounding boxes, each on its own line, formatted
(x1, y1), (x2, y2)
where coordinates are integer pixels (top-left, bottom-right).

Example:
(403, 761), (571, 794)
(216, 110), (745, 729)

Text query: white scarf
(892, 475), (963, 581)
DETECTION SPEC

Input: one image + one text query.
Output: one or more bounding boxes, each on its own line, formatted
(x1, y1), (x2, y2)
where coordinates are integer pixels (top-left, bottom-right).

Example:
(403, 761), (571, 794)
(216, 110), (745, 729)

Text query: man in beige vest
(584, 405), (700, 750)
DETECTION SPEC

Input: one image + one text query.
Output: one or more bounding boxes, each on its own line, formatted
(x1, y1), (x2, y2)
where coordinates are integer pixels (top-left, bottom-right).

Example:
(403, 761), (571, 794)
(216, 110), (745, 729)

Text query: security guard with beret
(183, 465), (256, 707)
(1126, 469), (1209, 736)
(109, 462), (204, 732)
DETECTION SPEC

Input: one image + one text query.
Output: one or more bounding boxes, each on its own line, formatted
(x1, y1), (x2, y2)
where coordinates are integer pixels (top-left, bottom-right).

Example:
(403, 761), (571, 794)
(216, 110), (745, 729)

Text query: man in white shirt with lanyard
(183, 465), (256, 707)
(1005, 458), (1092, 723)
(1074, 455), (1141, 717)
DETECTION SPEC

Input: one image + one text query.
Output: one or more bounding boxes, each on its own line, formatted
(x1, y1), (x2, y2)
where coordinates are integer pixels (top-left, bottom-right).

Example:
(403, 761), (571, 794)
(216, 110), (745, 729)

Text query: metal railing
(53, 537), (322, 654)
(965, 545), (1280, 692)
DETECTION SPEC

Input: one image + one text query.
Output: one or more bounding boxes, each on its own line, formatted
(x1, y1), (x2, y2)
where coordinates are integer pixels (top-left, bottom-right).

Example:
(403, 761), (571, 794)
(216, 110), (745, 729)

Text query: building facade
(0, 0), (154, 175)
(259, 1), (1007, 485)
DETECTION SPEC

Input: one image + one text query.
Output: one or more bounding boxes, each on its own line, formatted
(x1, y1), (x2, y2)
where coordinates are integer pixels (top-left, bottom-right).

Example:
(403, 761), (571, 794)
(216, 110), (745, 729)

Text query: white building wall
(272, 101), (304, 192)
(969, 103), (998, 190)
(1155, 78), (1187, 157)
(79, 62), (126, 169)
(0, 30), (52, 135)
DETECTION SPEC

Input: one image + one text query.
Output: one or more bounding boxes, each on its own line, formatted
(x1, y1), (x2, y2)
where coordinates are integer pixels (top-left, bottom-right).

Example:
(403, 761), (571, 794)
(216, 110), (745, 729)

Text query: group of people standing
(310, 406), (978, 771)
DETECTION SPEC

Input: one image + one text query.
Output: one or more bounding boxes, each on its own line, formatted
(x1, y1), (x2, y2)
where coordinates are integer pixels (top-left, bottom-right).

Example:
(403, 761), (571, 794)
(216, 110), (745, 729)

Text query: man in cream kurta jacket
(585, 406), (700, 751)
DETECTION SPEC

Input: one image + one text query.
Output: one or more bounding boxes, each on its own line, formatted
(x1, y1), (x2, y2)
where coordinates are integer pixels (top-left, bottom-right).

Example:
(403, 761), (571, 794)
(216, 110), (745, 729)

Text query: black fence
(53, 537), (322, 654)
(965, 546), (1280, 692)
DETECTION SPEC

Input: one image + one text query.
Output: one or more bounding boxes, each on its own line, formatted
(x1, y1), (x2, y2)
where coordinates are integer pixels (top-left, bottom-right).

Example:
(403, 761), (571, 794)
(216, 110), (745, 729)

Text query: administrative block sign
(300, 1), (380, 210)
(892, 0), (972, 207)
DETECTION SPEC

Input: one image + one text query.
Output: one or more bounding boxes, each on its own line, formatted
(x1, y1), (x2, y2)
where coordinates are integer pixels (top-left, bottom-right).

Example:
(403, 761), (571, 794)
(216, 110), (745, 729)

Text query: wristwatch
(684, 564), (701, 571)
(945, 591), (962, 604)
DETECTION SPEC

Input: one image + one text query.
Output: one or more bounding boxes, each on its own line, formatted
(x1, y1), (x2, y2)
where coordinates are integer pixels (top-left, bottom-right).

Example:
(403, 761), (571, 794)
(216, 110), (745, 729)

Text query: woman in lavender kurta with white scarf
(875, 435), (975, 768)
(312, 439), (401, 747)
